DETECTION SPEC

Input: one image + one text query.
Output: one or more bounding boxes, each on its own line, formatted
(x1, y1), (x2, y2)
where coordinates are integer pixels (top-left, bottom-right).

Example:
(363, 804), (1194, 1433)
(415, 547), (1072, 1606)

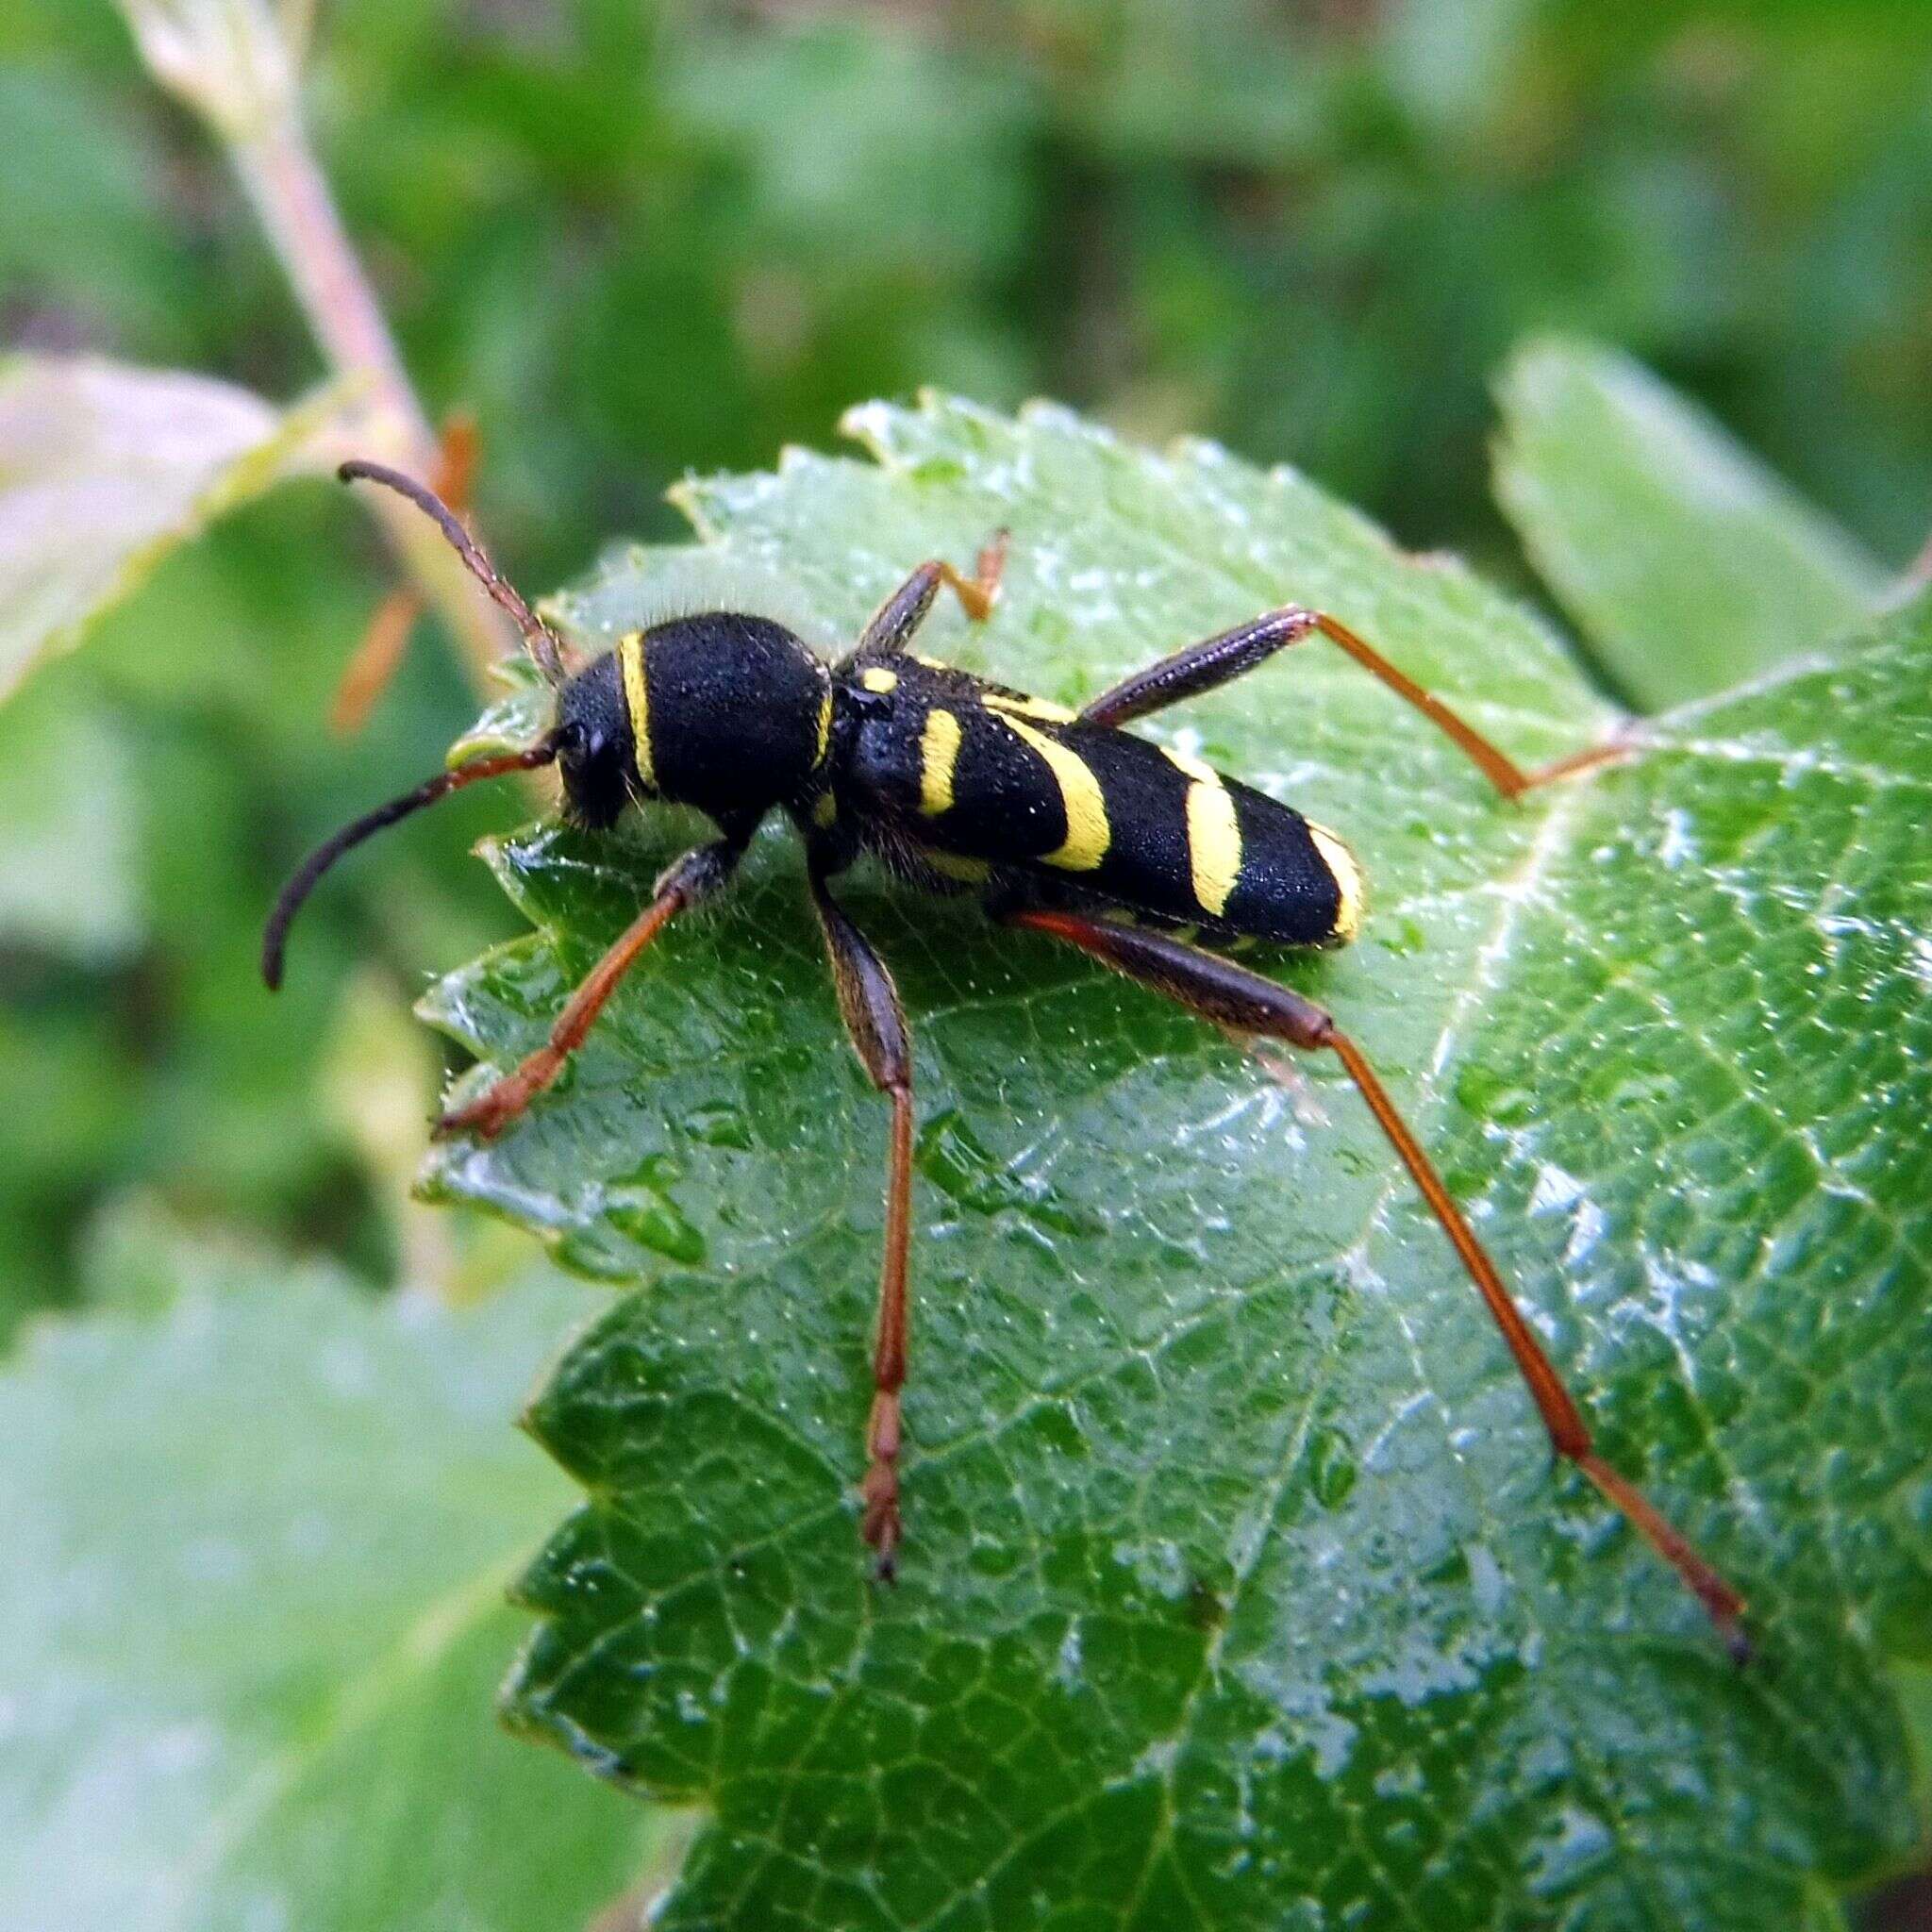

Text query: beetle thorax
(558, 614), (833, 827)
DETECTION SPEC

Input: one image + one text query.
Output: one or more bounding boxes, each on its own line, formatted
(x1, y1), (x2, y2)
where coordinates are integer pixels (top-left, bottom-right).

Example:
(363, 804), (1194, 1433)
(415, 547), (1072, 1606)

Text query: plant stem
(226, 99), (512, 693)
(231, 112), (422, 435)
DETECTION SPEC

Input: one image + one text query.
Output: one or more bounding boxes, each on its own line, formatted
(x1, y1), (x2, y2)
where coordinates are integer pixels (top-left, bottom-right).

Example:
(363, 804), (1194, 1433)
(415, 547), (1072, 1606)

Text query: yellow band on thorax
(618, 631), (655, 790)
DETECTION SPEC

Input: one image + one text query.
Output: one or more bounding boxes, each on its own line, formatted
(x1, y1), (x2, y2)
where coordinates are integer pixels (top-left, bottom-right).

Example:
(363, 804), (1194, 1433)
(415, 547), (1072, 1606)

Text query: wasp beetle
(266, 460), (1746, 1657)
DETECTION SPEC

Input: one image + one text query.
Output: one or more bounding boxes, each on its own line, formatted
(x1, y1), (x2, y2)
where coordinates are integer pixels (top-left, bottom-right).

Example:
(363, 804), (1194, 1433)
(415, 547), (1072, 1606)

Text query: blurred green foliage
(0, 0), (1926, 1337)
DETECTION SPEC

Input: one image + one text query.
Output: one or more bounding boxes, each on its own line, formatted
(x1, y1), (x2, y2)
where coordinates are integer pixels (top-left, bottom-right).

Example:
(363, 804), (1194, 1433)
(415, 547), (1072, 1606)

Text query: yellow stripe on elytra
(1307, 821), (1366, 943)
(996, 714), (1109, 871)
(1161, 743), (1218, 785)
(813, 689), (833, 767)
(618, 631), (655, 790)
(1184, 773), (1241, 917)
(1161, 744), (1241, 916)
(920, 708), (962, 816)
(981, 689), (1078, 724)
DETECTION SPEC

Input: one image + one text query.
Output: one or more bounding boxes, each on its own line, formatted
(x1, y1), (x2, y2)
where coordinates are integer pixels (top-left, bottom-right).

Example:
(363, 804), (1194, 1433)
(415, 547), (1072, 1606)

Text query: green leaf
(0, 355), (333, 700)
(446, 652), (554, 763)
(0, 673), (145, 963)
(1493, 337), (1890, 709)
(666, 17), (1034, 272)
(422, 396), (1928, 1928)
(1904, 1663), (1932, 1801)
(0, 1237), (666, 1931)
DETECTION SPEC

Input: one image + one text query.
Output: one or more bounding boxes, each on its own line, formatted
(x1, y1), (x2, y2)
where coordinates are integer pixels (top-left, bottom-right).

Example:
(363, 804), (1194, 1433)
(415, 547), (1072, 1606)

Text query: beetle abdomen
(843, 659), (1362, 947)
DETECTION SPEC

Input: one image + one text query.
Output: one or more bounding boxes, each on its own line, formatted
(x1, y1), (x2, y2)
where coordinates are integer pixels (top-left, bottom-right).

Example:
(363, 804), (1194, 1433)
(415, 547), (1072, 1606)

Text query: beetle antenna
(262, 741), (558, 991)
(339, 459), (571, 688)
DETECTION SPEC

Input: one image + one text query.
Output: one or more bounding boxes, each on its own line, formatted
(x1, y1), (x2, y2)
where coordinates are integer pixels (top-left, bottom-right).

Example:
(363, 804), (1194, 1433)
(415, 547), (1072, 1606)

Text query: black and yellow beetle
(266, 460), (1746, 1657)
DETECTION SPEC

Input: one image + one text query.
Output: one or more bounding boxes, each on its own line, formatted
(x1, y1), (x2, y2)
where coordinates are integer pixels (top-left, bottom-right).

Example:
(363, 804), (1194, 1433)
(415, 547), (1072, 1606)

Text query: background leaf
(416, 397), (1927, 1928)
(1493, 337), (1890, 709)
(0, 355), (331, 699)
(0, 670), (144, 964)
(0, 1226), (665, 1932)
